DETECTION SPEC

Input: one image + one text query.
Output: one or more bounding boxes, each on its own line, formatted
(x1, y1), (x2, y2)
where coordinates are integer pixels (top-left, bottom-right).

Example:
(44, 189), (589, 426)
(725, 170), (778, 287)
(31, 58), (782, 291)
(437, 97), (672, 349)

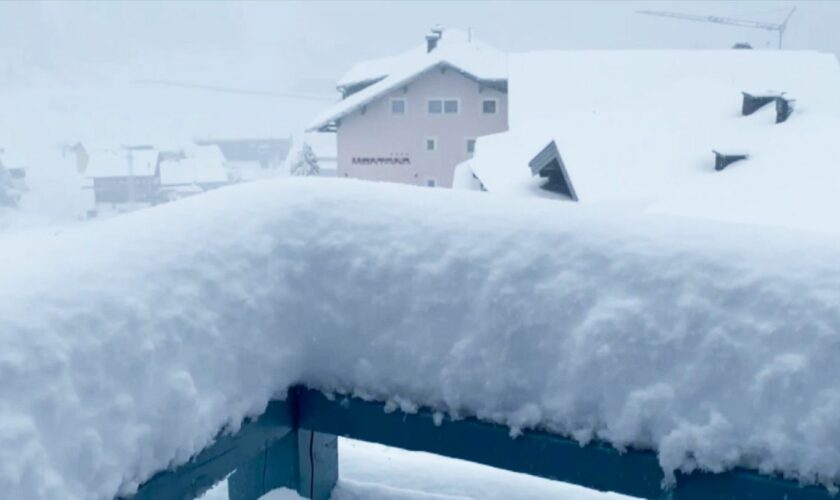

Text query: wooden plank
(296, 430), (338, 500)
(130, 400), (294, 500)
(228, 429), (338, 500)
(228, 430), (300, 500)
(294, 387), (833, 500)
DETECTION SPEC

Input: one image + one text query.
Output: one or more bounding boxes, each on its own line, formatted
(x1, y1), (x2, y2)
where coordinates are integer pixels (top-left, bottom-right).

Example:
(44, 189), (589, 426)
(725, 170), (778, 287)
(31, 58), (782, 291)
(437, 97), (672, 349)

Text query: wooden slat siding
(129, 386), (835, 500)
(129, 399), (294, 500)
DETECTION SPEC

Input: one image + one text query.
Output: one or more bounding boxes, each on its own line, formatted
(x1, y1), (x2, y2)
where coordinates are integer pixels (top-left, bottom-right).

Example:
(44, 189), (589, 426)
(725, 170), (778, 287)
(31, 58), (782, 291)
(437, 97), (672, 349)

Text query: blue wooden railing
(129, 386), (833, 500)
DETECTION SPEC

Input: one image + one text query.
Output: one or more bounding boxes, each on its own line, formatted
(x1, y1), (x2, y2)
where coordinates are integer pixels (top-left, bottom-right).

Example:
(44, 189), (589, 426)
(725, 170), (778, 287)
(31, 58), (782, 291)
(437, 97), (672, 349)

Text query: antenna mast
(637, 7), (796, 49)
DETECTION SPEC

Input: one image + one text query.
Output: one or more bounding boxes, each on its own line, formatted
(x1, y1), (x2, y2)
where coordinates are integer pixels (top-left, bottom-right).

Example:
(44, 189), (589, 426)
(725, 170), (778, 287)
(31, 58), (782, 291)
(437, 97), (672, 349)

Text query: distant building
(194, 137), (291, 168)
(158, 148), (229, 201)
(0, 148), (27, 193)
(85, 148), (160, 205)
(307, 27), (509, 188)
(194, 138), (292, 183)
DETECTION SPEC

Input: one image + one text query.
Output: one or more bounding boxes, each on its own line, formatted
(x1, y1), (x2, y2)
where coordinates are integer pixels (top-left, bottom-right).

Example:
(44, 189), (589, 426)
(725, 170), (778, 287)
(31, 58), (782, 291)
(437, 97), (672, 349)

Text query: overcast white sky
(1, 1), (838, 141)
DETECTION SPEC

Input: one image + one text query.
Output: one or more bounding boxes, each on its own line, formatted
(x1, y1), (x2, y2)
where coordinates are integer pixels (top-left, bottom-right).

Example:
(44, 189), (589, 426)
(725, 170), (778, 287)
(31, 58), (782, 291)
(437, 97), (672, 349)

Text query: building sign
(352, 156), (411, 166)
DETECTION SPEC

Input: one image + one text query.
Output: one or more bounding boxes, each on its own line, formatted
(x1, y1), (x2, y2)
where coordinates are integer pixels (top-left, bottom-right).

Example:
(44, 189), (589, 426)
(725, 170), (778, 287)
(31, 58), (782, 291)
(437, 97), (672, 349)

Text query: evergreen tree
(0, 163), (19, 207)
(290, 143), (320, 177)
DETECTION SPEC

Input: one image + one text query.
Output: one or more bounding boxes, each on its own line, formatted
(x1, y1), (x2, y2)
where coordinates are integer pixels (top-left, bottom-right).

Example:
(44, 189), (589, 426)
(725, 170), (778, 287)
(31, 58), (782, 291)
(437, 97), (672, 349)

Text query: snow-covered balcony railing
(4, 180), (840, 500)
(131, 386), (836, 500)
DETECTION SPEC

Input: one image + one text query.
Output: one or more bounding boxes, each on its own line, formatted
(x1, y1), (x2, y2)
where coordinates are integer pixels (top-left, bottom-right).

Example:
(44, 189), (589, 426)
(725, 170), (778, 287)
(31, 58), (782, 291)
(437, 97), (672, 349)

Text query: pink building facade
(308, 28), (509, 188)
(336, 68), (507, 188)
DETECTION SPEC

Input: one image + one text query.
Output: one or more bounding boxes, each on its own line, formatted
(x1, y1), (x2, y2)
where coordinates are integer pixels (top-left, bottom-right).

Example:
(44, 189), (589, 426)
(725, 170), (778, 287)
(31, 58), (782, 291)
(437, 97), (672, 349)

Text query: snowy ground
(200, 438), (633, 500)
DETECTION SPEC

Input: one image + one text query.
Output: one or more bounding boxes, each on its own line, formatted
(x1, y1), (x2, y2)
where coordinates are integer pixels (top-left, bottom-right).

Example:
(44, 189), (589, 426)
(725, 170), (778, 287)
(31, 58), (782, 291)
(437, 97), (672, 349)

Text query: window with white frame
(482, 99), (498, 114)
(425, 137), (437, 151)
(390, 98), (406, 115)
(428, 98), (459, 114)
(466, 138), (476, 156)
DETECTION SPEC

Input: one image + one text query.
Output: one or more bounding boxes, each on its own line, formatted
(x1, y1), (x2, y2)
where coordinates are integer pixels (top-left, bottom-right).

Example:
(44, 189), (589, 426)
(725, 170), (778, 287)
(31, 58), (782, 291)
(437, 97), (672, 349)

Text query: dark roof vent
(8, 168), (26, 179)
(713, 150), (749, 171)
(529, 141), (578, 200)
(426, 26), (443, 53)
(742, 92), (779, 115)
(775, 95), (795, 123)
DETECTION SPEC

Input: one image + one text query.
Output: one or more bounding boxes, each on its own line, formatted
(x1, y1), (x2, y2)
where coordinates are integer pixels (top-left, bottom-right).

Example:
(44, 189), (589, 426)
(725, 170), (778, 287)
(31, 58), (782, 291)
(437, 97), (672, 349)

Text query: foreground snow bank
(2, 179), (840, 498)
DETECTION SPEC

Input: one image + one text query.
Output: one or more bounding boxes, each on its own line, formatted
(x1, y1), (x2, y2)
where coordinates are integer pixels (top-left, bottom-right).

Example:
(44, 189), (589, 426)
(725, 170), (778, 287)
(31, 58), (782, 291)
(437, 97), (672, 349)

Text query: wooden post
(297, 431), (339, 500)
(228, 427), (338, 500)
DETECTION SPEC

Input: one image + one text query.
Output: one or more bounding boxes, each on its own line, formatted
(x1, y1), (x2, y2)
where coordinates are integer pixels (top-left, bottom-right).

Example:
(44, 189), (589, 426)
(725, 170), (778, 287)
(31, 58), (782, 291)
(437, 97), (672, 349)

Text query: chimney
(713, 150), (749, 171)
(741, 92), (777, 116)
(426, 26), (443, 53)
(775, 95), (795, 123)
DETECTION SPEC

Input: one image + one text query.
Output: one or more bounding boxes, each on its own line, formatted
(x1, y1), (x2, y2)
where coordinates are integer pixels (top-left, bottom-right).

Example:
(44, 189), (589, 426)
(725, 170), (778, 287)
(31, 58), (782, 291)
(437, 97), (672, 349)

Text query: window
(427, 99), (459, 114)
(390, 98), (406, 115)
(427, 179), (437, 187)
(466, 138), (476, 155)
(425, 137), (437, 151)
(443, 99), (459, 114)
(482, 99), (498, 114)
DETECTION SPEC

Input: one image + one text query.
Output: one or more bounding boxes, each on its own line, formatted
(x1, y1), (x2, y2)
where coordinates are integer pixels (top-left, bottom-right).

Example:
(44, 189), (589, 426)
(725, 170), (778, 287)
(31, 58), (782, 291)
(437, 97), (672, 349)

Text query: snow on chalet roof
(5, 179), (840, 498)
(85, 149), (159, 178)
(307, 28), (506, 132)
(465, 50), (840, 233)
(0, 148), (26, 169)
(159, 156), (228, 187)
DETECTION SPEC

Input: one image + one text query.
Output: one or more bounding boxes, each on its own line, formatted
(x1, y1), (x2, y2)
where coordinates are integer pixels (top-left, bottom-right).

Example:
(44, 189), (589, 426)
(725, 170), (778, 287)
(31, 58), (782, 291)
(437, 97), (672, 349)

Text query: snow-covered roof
(187, 144), (227, 165)
(159, 156), (228, 187)
(85, 149), (160, 178)
(0, 149), (26, 169)
(307, 28), (507, 132)
(4, 179), (840, 498)
(465, 50), (840, 233)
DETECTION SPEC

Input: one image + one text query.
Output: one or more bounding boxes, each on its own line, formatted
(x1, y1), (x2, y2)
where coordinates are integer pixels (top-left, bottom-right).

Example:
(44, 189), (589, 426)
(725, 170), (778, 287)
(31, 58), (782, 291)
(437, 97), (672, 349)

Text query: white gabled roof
(187, 144), (227, 165)
(85, 149), (159, 178)
(308, 28), (506, 132)
(336, 54), (402, 90)
(0, 149), (26, 169)
(466, 50), (840, 233)
(159, 156), (228, 187)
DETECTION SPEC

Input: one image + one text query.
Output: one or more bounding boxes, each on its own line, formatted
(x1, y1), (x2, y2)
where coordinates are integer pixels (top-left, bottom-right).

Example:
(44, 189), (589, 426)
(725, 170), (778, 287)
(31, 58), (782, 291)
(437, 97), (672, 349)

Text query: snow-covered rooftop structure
(462, 50), (840, 233)
(0, 148), (26, 169)
(84, 149), (160, 178)
(307, 28), (507, 132)
(158, 157), (228, 187)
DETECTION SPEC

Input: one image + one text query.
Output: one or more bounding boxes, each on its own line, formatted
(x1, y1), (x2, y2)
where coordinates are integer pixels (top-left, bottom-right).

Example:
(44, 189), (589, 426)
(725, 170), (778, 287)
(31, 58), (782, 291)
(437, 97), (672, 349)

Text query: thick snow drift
(2, 179), (840, 498)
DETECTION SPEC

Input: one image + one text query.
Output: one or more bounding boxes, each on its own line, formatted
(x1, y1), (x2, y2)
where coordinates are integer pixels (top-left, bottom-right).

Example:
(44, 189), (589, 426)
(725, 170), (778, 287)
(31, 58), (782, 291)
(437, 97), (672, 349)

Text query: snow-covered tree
(0, 163), (19, 207)
(290, 143), (320, 177)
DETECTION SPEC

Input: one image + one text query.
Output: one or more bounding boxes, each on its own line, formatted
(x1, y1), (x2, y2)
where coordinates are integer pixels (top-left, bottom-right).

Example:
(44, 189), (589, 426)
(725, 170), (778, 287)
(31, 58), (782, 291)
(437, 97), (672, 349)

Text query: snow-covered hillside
(2, 179), (840, 498)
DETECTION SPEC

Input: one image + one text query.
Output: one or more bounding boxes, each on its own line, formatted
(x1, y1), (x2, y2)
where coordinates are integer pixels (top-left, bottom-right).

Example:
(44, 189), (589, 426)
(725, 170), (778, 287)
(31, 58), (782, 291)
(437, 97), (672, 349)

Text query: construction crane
(637, 7), (796, 49)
